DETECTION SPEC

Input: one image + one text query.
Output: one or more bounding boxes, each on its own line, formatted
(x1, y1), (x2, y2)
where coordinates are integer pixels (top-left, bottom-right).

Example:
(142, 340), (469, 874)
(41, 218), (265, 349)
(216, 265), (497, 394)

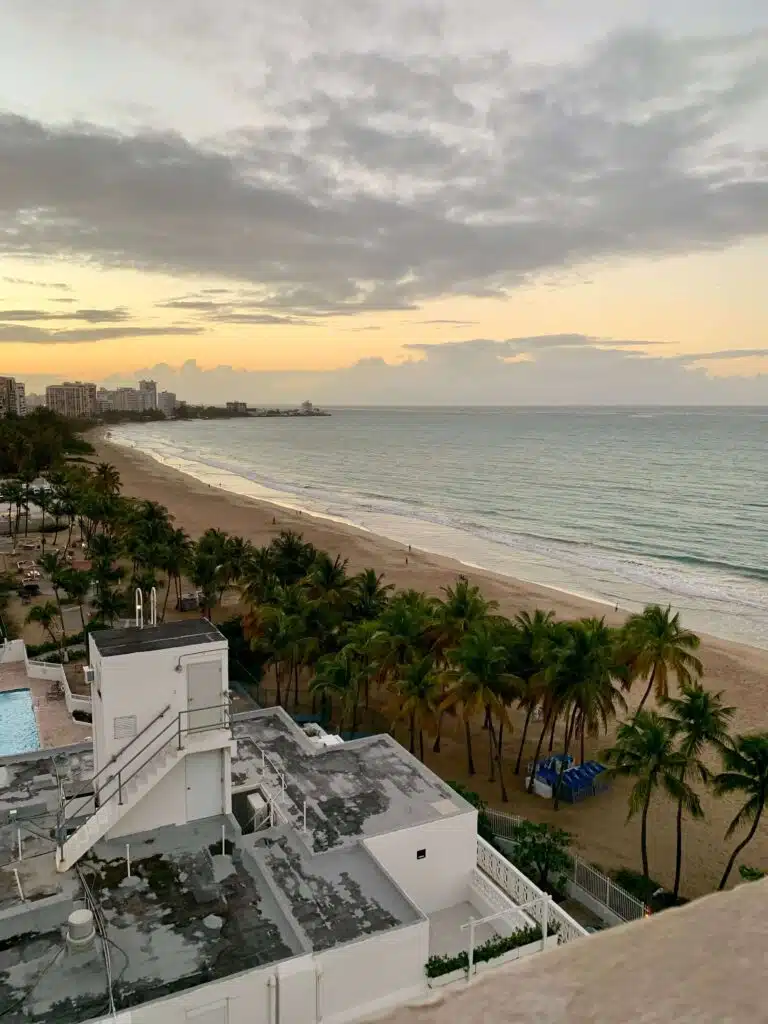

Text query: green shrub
(26, 630), (85, 657)
(424, 924), (550, 978)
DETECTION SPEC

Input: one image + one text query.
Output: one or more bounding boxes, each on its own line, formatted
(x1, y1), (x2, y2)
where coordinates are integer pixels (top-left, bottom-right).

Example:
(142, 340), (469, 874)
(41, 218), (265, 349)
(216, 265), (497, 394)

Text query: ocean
(110, 407), (768, 650)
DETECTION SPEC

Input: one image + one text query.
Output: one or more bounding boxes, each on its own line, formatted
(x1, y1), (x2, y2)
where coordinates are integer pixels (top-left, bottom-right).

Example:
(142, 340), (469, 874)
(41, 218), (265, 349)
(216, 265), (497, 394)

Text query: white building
(0, 618), (586, 1024)
(0, 375), (26, 417)
(45, 380), (98, 418)
(158, 390), (177, 417)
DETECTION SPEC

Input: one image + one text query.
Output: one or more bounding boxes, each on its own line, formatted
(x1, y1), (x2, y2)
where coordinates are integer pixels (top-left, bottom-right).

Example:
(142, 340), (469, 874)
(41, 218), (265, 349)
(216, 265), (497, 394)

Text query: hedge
(424, 924), (552, 979)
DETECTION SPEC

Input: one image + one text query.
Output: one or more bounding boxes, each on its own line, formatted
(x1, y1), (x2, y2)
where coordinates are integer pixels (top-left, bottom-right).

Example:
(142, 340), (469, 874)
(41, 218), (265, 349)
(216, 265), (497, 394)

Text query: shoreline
(93, 432), (768, 895)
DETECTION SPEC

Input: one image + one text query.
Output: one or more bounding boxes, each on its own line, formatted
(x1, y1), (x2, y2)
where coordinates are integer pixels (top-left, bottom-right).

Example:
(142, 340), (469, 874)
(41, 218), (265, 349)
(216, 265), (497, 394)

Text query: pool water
(0, 689), (41, 756)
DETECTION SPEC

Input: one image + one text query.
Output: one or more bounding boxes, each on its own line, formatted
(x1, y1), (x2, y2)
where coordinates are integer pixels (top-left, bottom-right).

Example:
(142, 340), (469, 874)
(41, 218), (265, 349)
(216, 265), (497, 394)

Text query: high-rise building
(0, 376), (27, 417)
(113, 387), (142, 412)
(45, 381), (97, 418)
(139, 379), (158, 411)
(158, 390), (177, 417)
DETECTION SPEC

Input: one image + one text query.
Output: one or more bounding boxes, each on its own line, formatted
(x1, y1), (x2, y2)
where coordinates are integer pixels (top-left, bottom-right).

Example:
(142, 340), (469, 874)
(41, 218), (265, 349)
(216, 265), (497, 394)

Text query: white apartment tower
(45, 381), (98, 418)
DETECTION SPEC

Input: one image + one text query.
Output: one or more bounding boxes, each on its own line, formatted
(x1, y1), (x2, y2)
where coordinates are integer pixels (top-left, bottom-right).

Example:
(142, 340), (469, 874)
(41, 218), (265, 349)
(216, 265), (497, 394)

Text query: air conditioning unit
(83, 666), (95, 686)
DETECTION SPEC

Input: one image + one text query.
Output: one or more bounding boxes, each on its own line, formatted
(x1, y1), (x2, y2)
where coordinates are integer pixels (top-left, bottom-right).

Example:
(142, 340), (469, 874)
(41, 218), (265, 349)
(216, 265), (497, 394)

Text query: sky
(1, 0), (767, 404)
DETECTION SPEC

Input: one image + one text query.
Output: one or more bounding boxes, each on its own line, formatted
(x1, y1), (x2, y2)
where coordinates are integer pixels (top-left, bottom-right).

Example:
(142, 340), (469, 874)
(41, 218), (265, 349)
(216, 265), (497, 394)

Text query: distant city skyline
(1, 1), (767, 403)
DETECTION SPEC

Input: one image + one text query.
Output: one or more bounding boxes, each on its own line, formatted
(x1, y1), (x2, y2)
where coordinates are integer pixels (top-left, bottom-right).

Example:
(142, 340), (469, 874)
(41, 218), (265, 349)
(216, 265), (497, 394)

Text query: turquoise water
(111, 408), (768, 649)
(0, 689), (41, 756)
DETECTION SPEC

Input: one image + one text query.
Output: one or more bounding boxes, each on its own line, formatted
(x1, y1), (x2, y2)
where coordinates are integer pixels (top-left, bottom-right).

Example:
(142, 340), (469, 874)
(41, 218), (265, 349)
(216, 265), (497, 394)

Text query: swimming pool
(0, 689), (41, 756)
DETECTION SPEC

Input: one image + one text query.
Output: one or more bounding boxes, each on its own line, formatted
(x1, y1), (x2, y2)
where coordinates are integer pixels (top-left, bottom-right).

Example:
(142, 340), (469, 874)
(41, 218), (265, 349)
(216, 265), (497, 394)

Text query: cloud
(1, 277), (71, 290)
(21, 337), (755, 405)
(0, 324), (204, 344)
(419, 319), (480, 326)
(0, 28), (766, 316)
(677, 348), (768, 362)
(0, 307), (130, 322)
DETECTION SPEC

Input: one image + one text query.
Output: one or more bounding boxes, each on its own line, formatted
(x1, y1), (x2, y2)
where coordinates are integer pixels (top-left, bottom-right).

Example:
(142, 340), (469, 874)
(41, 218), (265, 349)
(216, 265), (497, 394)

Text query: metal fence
(485, 808), (646, 923)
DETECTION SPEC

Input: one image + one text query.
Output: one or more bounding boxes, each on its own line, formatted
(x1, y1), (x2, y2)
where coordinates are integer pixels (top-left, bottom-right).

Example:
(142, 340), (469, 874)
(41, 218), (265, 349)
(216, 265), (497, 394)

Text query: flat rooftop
(231, 708), (470, 852)
(90, 618), (224, 657)
(0, 816), (421, 1024)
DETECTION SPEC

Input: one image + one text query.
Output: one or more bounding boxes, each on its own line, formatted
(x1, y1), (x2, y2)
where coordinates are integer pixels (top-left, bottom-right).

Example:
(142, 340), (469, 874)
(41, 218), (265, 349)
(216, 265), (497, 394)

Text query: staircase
(56, 702), (230, 872)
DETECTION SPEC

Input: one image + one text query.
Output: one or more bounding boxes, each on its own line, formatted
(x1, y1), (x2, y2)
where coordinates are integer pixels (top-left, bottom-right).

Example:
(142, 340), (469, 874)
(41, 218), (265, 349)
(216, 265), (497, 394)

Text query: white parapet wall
(0, 639), (92, 717)
(0, 639), (26, 664)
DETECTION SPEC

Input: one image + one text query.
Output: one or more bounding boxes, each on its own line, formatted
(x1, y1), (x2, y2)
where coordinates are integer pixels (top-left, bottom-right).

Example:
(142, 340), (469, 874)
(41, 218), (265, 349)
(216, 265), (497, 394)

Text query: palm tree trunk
(564, 705), (577, 751)
(78, 603), (86, 633)
(547, 712), (557, 753)
(640, 788), (652, 882)
(514, 706), (534, 775)
(718, 806), (764, 890)
(161, 573), (172, 621)
(496, 718), (508, 803)
(275, 665), (282, 707)
(673, 794), (684, 898)
(487, 716), (496, 783)
(432, 711), (443, 753)
(464, 720), (475, 776)
(293, 662), (300, 709)
(419, 729), (424, 763)
(636, 666), (657, 713)
(527, 709), (553, 794)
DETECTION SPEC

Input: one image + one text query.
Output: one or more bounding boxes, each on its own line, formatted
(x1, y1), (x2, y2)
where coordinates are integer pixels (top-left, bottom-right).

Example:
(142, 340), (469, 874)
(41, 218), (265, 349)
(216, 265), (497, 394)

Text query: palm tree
(442, 624), (513, 792)
(25, 601), (62, 650)
(91, 586), (124, 627)
(510, 610), (554, 774)
(159, 528), (191, 619)
(59, 568), (92, 633)
(32, 486), (53, 551)
(548, 619), (627, 810)
(352, 568), (394, 620)
(390, 656), (440, 761)
(92, 462), (121, 497)
(372, 591), (438, 680)
(714, 733), (768, 890)
(39, 550), (67, 633)
(271, 530), (316, 586)
(663, 684), (735, 897)
(603, 711), (697, 884)
(623, 604), (703, 712)
(310, 647), (365, 731)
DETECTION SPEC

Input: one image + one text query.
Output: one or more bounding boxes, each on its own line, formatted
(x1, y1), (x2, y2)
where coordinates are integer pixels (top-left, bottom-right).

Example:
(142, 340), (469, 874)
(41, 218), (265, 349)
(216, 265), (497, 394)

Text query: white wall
(90, 924), (429, 1024)
(88, 632), (231, 837)
(364, 811), (478, 915)
(0, 639), (26, 663)
(318, 921), (429, 1024)
(108, 760), (189, 839)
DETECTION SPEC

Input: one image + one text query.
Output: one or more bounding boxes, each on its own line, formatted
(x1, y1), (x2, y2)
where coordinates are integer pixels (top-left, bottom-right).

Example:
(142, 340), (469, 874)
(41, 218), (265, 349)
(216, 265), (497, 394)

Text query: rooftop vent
(66, 908), (95, 952)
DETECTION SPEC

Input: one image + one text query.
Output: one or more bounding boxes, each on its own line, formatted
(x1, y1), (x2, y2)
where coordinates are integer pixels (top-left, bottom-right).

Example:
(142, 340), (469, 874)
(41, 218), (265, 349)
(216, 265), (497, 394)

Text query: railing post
(541, 894), (549, 949)
(178, 712), (183, 751)
(117, 770), (123, 806)
(467, 917), (475, 981)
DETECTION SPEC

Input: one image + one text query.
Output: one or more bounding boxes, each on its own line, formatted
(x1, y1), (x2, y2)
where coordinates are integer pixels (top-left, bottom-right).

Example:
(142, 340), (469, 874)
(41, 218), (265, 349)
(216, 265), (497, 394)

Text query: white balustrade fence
(476, 837), (588, 945)
(485, 808), (645, 924)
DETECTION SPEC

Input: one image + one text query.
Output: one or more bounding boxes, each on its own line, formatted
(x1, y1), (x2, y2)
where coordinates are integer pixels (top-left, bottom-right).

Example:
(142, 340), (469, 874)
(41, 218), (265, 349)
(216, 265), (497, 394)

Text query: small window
(114, 715), (138, 740)
(416, 849), (427, 860)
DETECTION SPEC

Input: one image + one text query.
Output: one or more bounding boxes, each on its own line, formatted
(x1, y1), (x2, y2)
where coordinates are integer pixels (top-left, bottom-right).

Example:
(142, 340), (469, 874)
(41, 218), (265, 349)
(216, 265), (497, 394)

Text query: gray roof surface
(231, 708), (469, 852)
(0, 814), (421, 1024)
(90, 618), (224, 657)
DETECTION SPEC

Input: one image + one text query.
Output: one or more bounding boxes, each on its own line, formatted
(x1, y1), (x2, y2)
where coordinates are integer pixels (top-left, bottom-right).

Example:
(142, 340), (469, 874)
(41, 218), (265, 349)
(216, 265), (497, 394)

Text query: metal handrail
(63, 702), (173, 809)
(58, 702), (231, 834)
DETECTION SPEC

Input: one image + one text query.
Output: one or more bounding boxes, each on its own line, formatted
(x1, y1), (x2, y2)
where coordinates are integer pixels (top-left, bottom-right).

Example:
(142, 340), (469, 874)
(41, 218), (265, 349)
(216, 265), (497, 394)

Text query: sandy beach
(95, 435), (768, 896)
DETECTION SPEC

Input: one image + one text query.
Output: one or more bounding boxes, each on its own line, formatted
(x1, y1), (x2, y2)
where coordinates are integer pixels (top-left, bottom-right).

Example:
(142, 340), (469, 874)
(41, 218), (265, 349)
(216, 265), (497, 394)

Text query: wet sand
(95, 435), (768, 896)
